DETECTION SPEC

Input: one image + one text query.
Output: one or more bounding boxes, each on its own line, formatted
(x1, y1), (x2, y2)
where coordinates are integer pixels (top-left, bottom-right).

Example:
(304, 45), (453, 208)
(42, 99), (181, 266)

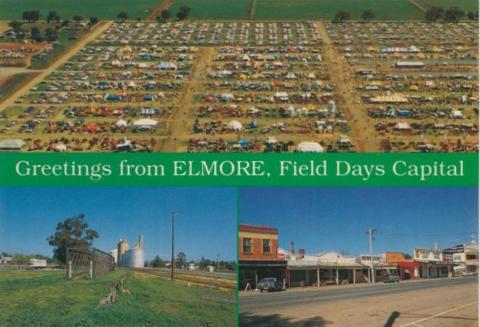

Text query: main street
(240, 276), (478, 327)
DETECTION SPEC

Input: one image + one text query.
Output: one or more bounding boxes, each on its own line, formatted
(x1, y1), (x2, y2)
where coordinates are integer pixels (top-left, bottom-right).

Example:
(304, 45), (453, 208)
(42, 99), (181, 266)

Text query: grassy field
(0, 269), (236, 327)
(418, 0), (478, 11)
(170, 0), (250, 19)
(0, 0), (162, 20)
(253, 0), (424, 20)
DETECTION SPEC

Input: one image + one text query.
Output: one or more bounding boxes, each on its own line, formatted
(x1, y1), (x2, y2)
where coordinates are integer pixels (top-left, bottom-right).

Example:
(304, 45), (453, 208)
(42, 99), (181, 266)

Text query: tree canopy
(46, 214), (99, 263)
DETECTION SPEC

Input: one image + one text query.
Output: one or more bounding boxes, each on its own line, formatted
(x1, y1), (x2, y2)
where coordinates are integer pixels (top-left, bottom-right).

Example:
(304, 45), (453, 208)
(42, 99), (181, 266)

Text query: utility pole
(216, 254), (219, 272)
(367, 228), (377, 284)
(171, 211), (176, 281)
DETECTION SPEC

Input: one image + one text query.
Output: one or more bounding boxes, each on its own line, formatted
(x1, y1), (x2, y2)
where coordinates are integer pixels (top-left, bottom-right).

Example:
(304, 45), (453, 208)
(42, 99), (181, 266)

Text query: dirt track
(160, 47), (214, 151)
(316, 22), (378, 152)
(0, 21), (112, 109)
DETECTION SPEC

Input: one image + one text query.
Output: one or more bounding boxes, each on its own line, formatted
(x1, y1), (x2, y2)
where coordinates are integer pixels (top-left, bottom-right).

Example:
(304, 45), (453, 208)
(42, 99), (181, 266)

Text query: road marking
(399, 302), (478, 327)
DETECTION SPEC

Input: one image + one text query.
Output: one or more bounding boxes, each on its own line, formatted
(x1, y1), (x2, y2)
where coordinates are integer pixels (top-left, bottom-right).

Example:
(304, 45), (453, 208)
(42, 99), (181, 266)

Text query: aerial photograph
(238, 187), (478, 326)
(0, 187), (237, 326)
(0, 0), (477, 152)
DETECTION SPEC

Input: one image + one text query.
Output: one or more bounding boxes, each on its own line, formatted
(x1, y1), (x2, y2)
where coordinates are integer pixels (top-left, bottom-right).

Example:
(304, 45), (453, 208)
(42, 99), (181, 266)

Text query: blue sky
(240, 187), (478, 256)
(0, 187), (236, 261)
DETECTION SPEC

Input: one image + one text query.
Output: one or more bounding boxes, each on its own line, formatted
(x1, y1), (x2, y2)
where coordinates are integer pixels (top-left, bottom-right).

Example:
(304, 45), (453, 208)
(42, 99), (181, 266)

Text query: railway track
(130, 267), (237, 290)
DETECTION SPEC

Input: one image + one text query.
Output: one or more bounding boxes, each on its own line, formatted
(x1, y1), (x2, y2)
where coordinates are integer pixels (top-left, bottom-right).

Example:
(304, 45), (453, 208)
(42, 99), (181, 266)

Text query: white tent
(133, 118), (158, 127)
(115, 119), (128, 127)
(53, 143), (67, 152)
(450, 110), (463, 119)
(395, 122), (411, 130)
(265, 136), (278, 144)
(295, 142), (324, 153)
(226, 120), (243, 131)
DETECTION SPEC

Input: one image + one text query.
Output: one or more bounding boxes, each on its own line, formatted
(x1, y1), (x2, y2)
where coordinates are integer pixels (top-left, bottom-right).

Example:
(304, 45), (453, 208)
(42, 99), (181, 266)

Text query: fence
(66, 247), (115, 279)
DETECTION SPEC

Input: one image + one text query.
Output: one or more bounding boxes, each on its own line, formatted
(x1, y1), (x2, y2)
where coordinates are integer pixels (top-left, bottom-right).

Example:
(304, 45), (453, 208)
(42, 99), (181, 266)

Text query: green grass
(417, 0), (478, 11)
(0, 269), (236, 327)
(170, 0), (250, 19)
(0, 0), (162, 20)
(254, 0), (424, 20)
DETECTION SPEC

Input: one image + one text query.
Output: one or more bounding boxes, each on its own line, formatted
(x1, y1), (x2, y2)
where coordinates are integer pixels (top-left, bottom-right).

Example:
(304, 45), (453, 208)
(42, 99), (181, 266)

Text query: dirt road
(0, 21), (112, 110)
(316, 22), (378, 152)
(240, 276), (478, 327)
(160, 47), (214, 151)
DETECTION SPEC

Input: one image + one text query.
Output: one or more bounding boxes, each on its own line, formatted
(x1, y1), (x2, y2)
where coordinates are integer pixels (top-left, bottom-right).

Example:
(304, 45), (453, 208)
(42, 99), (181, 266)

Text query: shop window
(243, 238), (252, 254)
(263, 239), (271, 254)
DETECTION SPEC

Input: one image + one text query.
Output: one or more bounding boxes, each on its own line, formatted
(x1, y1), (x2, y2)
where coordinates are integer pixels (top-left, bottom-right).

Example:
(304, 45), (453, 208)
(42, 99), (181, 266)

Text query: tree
(45, 28), (58, 42)
(117, 11), (128, 22)
(361, 9), (375, 21)
(89, 16), (99, 26)
(8, 21), (23, 35)
(151, 255), (166, 267)
(22, 10), (40, 23)
(332, 11), (351, 23)
(73, 15), (83, 24)
(158, 9), (172, 22)
(13, 253), (30, 265)
(467, 11), (478, 20)
(176, 252), (187, 269)
(425, 6), (444, 22)
(403, 253), (412, 260)
(46, 11), (60, 24)
(30, 26), (43, 42)
(46, 214), (99, 263)
(177, 5), (191, 20)
(444, 6), (465, 22)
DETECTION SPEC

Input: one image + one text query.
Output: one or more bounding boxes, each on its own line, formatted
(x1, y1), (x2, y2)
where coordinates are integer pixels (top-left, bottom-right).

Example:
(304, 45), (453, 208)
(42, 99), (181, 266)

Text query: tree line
(332, 7), (478, 23)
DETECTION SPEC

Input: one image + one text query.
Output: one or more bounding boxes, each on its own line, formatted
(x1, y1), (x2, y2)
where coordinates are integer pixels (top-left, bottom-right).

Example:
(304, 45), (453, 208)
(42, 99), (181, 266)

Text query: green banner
(0, 153), (476, 186)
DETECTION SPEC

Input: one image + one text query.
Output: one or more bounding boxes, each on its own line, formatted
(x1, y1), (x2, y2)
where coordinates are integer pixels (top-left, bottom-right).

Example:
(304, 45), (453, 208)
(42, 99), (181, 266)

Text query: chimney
(298, 249), (305, 259)
(290, 241), (295, 256)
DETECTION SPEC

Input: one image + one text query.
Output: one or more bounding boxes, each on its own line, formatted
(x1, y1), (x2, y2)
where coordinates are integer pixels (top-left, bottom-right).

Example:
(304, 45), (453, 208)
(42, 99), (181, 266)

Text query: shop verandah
(287, 264), (371, 287)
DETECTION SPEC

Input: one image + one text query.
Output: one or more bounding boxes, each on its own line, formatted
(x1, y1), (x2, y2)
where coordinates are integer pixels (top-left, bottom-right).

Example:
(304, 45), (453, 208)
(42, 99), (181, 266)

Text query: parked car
(257, 278), (283, 292)
(384, 274), (400, 283)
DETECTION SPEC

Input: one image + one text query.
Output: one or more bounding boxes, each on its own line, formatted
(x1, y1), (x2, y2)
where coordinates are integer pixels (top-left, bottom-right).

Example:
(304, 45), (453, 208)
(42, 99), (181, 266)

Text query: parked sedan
(257, 277), (283, 292)
(384, 274), (400, 283)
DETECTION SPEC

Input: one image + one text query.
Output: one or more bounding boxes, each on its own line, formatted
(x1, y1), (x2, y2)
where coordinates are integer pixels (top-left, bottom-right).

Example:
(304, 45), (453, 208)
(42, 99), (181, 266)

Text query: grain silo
(118, 235), (144, 268)
(117, 239), (129, 264)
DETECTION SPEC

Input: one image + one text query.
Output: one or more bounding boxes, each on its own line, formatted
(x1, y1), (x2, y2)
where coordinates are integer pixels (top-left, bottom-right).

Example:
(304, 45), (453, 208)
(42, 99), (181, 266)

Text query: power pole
(367, 228), (377, 284)
(171, 211), (176, 281)
(216, 254), (219, 272)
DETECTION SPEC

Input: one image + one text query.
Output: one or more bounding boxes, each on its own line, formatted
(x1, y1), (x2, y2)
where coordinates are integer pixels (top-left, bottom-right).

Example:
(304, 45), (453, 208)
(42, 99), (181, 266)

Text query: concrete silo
(117, 239), (129, 265)
(118, 235), (144, 268)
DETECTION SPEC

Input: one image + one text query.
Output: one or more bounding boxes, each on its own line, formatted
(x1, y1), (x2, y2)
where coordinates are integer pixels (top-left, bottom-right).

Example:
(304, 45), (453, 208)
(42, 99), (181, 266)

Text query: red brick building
(239, 225), (279, 260)
(239, 224), (287, 290)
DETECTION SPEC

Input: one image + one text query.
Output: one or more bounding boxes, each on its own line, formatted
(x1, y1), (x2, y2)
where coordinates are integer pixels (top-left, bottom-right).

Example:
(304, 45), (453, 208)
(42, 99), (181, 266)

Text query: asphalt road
(240, 276), (477, 312)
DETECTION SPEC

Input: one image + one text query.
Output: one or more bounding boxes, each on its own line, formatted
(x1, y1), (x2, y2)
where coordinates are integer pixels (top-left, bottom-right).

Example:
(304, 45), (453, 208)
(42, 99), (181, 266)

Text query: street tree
(46, 214), (99, 263)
